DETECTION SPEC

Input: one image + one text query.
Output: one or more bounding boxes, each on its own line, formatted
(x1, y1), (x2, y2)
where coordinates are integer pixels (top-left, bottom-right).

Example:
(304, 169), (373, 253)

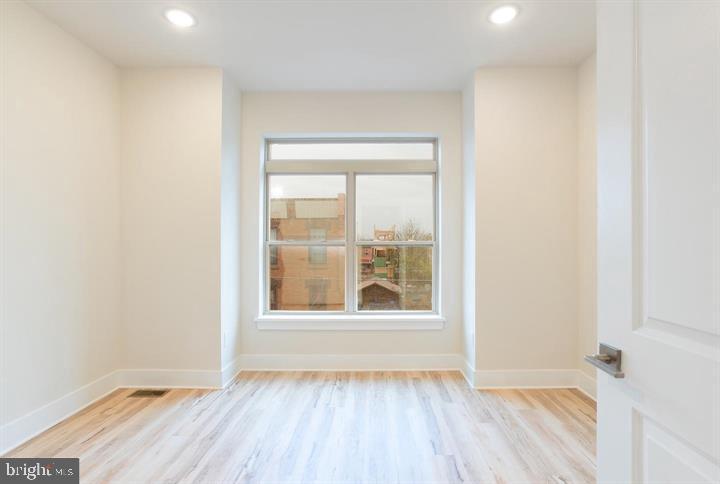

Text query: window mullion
(264, 173), (270, 313)
(346, 171), (356, 313)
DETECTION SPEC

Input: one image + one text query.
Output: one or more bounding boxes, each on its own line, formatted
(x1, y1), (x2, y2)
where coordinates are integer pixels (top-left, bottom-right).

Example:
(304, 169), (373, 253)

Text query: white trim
(576, 369), (598, 400)
(348, 171), (356, 311)
(235, 353), (462, 371)
(473, 369), (579, 388)
(0, 366), (240, 455)
(458, 364), (595, 396)
(0, 370), (119, 455)
(221, 357), (243, 387)
(116, 368), (222, 389)
(235, 358), (595, 401)
(255, 315), (445, 330)
(1, 362), (596, 455)
(460, 357), (476, 387)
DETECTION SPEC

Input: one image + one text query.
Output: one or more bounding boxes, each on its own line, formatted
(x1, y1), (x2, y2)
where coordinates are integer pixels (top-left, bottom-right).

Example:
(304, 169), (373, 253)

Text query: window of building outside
(264, 138), (437, 315)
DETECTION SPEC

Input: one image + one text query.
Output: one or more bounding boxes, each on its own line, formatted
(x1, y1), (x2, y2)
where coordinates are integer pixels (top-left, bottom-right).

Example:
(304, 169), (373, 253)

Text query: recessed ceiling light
(489, 5), (519, 25)
(164, 9), (196, 28)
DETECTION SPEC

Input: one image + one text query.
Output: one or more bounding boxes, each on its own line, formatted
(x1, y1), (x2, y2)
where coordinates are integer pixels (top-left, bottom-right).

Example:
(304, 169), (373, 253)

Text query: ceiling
(28, 0), (596, 91)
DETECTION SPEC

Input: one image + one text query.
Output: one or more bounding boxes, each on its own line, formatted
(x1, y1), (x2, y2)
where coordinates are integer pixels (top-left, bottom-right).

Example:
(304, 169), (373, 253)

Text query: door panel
(641, 1), (719, 335)
(641, 417), (719, 484)
(597, 1), (720, 482)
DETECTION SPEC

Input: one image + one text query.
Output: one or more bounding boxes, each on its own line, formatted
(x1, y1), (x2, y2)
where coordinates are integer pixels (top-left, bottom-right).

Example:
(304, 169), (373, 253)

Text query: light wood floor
(7, 371), (596, 483)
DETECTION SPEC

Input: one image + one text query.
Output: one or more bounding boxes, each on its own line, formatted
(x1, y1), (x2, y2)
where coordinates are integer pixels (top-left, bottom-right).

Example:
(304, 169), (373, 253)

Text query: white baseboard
(460, 357), (476, 387)
(235, 353), (463, 371)
(1, 366), (228, 455)
(575, 369), (597, 400)
(473, 368), (580, 389)
(2, 357), (596, 455)
(221, 357), (243, 387)
(462, 366), (597, 400)
(116, 368), (223, 389)
(0, 370), (119, 455)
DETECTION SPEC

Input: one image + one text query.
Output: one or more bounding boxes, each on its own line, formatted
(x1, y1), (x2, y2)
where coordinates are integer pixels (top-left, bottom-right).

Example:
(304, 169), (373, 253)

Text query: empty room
(1, 0), (718, 482)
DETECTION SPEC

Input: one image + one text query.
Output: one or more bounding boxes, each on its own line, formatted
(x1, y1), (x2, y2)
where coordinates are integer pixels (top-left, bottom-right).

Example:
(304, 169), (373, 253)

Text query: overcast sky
(270, 174), (433, 240)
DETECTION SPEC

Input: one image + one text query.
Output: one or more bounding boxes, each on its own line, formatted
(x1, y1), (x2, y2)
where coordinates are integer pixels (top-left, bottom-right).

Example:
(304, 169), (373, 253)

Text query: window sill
(254, 314), (445, 331)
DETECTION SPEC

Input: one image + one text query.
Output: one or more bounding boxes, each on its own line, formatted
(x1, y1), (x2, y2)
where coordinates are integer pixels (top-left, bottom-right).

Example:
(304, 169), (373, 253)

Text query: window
(267, 175), (345, 311)
(264, 138), (437, 315)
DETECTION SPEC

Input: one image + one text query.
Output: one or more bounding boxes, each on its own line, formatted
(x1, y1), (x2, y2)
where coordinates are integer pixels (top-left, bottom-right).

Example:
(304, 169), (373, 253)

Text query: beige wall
(577, 54), (597, 385)
(119, 68), (223, 371)
(472, 68), (579, 371)
(1, 0), (120, 430)
(239, 92), (463, 355)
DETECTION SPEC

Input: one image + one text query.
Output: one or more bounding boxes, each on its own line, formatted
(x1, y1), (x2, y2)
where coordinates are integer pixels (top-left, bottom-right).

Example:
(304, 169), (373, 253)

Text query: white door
(596, 1), (720, 482)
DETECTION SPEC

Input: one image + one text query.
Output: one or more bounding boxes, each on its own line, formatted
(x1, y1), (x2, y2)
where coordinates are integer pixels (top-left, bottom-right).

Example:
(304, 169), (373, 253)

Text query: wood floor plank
(5, 371), (596, 483)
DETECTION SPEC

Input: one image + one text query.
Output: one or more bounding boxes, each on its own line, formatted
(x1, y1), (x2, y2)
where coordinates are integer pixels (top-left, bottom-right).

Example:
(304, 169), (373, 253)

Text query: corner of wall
(461, 77), (478, 376)
(471, 66), (582, 377)
(220, 73), (243, 371)
(576, 53), (598, 398)
(118, 67), (225, 374)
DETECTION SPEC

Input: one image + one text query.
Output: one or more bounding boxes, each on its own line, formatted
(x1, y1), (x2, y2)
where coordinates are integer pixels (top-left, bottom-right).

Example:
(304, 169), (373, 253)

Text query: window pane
(269, 175), (345, 241)
(269, 141), (435, 161)
(270, 246), (345, 311)
(356, 174), (434, 241)
(357, 246), (432, 311)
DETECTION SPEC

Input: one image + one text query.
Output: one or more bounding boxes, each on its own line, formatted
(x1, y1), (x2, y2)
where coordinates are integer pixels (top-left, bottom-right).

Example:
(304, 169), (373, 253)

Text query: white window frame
(256, 136), (445, 330)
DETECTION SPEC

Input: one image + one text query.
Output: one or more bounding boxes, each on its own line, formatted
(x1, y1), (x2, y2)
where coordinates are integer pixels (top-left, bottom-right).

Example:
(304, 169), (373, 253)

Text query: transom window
(264, 138), (438, 314)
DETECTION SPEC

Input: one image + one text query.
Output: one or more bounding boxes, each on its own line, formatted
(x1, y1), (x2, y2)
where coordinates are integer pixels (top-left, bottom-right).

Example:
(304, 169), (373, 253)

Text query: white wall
(1, 0), (120, 448)
(119, 68), (223, 373)
(239, 92), (463, 361)
(220, 74), (242, 371)
(471, 68), (580, 381)
(577, 54), (597, 392)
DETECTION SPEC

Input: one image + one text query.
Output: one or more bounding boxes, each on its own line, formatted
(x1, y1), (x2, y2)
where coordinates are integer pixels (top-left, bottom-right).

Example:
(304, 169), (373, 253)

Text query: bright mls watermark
(0, 458), (78, 483)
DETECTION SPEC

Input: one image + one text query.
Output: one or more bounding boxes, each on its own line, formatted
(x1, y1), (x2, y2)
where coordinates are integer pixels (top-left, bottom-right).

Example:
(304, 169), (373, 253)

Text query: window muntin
(264, 138), (437, 315)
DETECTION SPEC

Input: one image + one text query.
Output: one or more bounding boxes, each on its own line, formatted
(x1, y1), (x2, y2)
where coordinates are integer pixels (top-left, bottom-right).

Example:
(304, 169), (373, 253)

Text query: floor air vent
(128, 389), (168, 398)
